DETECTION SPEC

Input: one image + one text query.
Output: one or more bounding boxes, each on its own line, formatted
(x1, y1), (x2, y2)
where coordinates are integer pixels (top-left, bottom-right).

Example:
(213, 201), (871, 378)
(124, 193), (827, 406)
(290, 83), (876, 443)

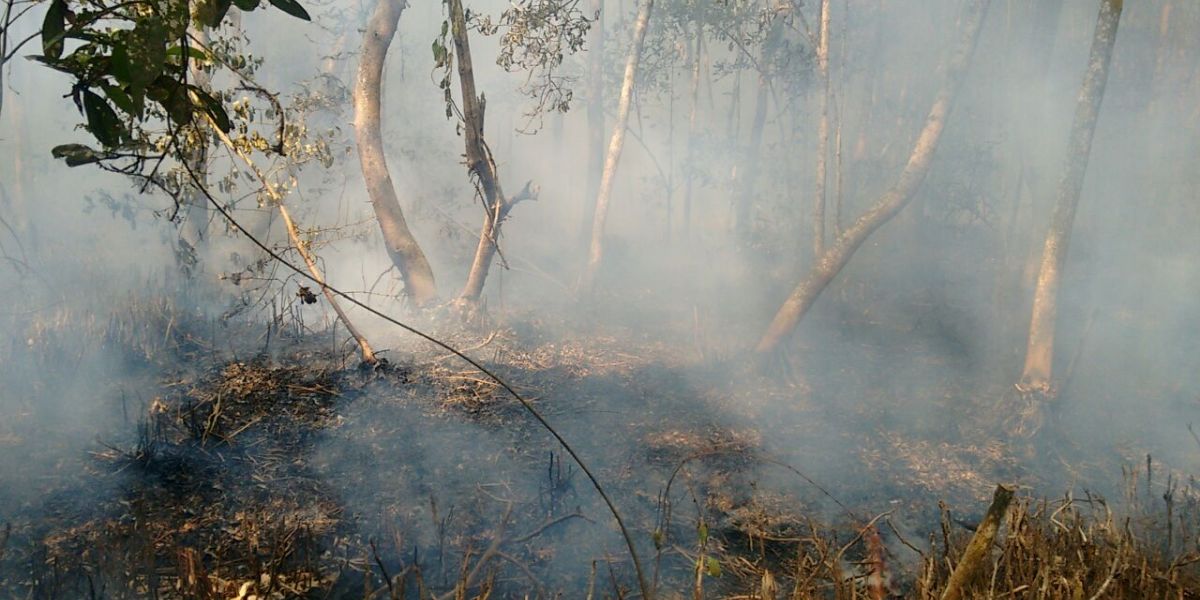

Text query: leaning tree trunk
(580, 0), (655, 292)
(1018, 0), (1124, 396)
(755, 0), (990, 354)
(812, 0), (831, 258)
(354, 0), (439, 307)
(448, 0), (535, 308)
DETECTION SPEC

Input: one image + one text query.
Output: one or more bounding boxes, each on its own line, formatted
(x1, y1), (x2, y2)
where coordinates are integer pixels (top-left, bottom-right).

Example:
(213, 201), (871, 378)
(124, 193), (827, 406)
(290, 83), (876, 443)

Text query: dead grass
(3, 304), (1199, 599)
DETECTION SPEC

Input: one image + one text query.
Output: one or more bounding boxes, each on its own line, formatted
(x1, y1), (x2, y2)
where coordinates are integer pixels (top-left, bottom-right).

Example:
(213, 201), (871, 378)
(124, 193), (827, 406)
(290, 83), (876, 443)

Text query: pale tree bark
(755, 0), (990, 355)
(579, 0), (605, 246)
(447, 0), (536, 308)
(812, 0), (831, 258)
(1018, 0), (1124, 397)
(580, 0), (654, 292)
(353, 0), (439, 307)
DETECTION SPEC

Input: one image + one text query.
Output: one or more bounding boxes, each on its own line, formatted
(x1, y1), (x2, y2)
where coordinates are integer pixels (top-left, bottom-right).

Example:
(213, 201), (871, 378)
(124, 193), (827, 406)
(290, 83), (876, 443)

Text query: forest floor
(1, 291), (1198, 598)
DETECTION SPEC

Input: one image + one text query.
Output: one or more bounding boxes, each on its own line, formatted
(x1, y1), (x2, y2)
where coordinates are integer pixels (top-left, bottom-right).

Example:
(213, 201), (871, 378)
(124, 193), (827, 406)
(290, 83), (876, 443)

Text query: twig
(1086, 545), (1122, 600)
(940, 485), (1016, 600)
(510, 512), (592, 544)
(424, 331), (499, 365)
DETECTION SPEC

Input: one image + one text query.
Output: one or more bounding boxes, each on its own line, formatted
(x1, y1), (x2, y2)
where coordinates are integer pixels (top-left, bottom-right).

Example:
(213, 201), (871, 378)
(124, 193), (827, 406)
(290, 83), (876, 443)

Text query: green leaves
(111, 20), (167, 113)
(36, 0), (311, 165)
(705, 557), (721, 577)
(82, 89), (123, 147)
(190, 87), (232, 132)
(432, 38), (449, 69)
(42, 0), (68, 59)
(51, 143), (105, 167)
(194, 0), (235, 28)
(268, 0), (311, 21)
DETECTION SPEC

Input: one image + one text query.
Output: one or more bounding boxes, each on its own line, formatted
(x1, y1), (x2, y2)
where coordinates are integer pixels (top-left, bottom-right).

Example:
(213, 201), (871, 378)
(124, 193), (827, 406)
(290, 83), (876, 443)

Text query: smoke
(2, 0), (1200, 594)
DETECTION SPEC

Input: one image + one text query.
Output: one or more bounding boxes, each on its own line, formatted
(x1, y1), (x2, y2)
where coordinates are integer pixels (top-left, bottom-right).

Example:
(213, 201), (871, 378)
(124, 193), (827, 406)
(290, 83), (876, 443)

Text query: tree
(353, 0), (440, 308)
(581, 0), (605, 245)
(1017, 0), (1125, 400)
(581, 0), (655, 292)
(436, 0), (540, 311)
(812, 0), (831, 258)
(755, 0), (991, 355)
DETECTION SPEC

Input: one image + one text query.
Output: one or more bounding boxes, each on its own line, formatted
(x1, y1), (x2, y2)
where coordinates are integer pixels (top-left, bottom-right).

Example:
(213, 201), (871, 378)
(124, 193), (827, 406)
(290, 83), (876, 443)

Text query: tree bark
(1018, 0), (1124, 395)
(812, 0), (831, 258)
(579, 0), (605, 247)
(353, 0), (439, 307)
(447, 0), (532, 307)
(755, 0), (990, 355)
(580, 0), (654, 292)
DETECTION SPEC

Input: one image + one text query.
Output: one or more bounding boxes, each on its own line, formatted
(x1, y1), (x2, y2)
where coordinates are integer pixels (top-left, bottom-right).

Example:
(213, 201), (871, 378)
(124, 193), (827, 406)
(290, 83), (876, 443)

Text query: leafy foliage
(431, 0), (593, 131)
(31, 0), (311, 161)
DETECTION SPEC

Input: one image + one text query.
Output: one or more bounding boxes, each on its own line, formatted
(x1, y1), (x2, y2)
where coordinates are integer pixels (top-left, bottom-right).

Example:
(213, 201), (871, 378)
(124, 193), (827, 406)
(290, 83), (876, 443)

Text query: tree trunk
(580, 0), (605, 247)
(682, 20), (702, 239)
(580, 0), (654, 292)
(1018, 0), (1124, 396)
(353, 0), (439, 307)
(812, 0), (831, 258)
(447, 0), (532, 307)
(755, 0), (990, 355)
(735, 74), (768, 245)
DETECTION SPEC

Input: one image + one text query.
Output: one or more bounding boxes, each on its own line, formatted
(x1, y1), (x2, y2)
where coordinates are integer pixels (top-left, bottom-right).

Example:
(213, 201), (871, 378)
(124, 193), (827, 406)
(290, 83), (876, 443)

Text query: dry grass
(3, 303), (1200, 599)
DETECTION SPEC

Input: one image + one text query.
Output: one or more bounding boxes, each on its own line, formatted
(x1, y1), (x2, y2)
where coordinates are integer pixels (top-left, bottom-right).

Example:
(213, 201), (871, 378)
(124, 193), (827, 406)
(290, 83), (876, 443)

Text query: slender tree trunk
(581, 0), (654, 291)
(1018, 0), (1124, 395)
(735, 4), (787, 246)
(833, 96), (844, 237)
(682, 20), (702, 239)
(812, 0), (831, 258)
(447, 0), (534, 307)
(1, 63), (30, 251)
(755, 0), (990, 355)
(1148, 0), (1174, 118)
(735, 74), (769, 244)
(580, 0), (605, 246)
(353, 0), (439, 307)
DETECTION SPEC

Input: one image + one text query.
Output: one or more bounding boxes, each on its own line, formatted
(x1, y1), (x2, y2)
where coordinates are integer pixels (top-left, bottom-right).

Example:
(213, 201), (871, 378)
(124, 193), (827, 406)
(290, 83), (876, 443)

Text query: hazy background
(2, 0), (1200, 590)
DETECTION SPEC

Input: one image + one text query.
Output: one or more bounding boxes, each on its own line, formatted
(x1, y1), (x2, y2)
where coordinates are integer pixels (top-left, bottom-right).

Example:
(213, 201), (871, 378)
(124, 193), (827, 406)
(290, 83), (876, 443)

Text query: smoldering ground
(2, 0), (1200, 596)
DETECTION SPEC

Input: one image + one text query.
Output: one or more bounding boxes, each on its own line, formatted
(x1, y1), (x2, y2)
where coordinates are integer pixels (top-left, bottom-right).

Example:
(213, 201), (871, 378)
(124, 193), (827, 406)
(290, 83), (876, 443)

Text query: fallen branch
(940, 484), (1016, 600)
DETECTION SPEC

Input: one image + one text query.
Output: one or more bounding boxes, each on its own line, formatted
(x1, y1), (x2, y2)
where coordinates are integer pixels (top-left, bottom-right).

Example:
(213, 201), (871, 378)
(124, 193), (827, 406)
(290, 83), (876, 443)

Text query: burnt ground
(1, 294), (1199, 598)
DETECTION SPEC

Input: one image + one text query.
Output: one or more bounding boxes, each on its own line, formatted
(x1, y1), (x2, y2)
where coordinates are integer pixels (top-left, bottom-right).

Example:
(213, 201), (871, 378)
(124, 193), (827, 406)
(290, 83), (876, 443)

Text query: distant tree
(580, 0), (654, 292)
(432, 0), (590, 312)
(755, 0), (991, 355)
(811, 0), (830, 258)
(1017, 0), (1124, 409)
(353, 0), (440, 307)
